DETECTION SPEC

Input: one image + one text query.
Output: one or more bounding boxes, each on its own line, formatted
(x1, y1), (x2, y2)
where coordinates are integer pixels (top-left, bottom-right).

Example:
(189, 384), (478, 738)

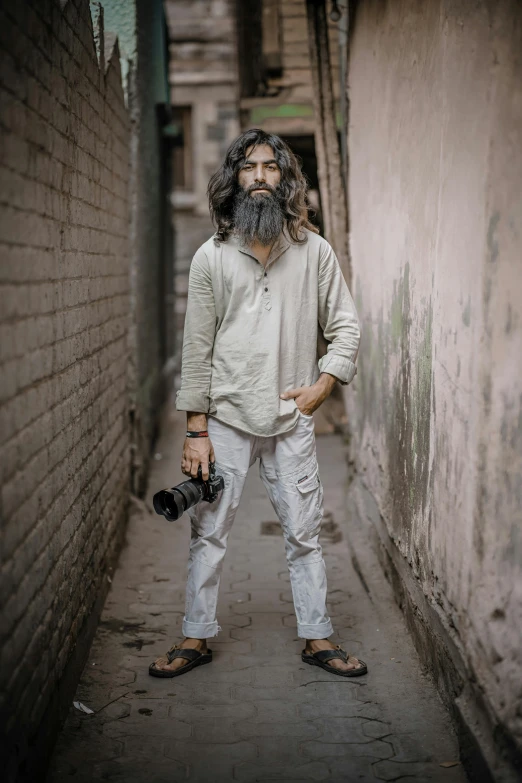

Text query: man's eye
(243, 164), (253, 170)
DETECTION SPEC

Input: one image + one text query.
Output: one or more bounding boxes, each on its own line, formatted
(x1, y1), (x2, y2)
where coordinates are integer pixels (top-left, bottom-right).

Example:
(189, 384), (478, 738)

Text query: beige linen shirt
(176, 228), (360, 437)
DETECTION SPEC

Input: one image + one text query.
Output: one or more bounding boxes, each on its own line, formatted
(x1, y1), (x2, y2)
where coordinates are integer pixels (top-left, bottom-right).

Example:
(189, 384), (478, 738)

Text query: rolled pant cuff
(297, 619), (334, 640)
(182, 618), (220, 639)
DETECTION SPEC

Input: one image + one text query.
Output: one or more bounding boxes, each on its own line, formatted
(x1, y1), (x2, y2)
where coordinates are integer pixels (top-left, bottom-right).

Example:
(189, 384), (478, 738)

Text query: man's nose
(255, 166), (266, 182)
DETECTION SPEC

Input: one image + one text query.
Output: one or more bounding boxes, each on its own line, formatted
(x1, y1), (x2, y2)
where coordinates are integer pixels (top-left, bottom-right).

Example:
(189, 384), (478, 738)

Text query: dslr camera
(153, 462), (225, 522)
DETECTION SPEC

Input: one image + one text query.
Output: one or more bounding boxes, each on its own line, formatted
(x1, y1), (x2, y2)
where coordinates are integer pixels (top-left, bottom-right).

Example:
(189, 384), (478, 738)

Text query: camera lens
(153, 478), (205, 521)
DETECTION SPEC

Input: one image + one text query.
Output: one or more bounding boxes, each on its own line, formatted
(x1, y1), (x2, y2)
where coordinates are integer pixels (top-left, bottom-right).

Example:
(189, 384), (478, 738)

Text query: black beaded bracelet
(186, 431), (209, 438)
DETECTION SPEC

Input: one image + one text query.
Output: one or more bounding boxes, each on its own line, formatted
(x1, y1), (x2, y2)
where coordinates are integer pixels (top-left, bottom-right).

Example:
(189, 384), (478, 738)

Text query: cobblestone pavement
(47, 404), (467, 783)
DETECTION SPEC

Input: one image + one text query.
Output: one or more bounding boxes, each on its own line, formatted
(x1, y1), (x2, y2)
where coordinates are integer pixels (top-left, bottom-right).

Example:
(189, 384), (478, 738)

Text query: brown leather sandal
(301, 645), (368, 677)
(149, 644), (212, 678)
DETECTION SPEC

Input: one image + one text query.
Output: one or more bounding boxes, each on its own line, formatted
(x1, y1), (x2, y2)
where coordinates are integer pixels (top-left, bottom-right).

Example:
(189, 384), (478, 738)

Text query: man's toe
(151, 655), (172, 671)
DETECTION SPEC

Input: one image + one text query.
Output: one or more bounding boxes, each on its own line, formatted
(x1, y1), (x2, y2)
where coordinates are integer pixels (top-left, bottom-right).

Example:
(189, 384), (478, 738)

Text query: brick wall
(0, 0), (130, 777)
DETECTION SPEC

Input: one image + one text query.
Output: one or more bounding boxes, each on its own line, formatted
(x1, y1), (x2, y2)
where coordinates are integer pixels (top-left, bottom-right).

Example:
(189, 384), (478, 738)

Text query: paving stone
(232, 601), (289, 615)
(163, 740), (257, 779)
(373, 758), (453, 781)
(231, 576), (288, 590)
(100, 701), (132, 720)
(252, 637), (304, 658)
(238, 721), (323, 740)
(310, 716), (377, 745)
(190, 717), (245, 743)
(282, 612), (302, 628)
(292, 682), (364, 710)
(130, 675), (194, 701)
(220, 616), (253, 630)
(209, 640), (254, 655)
(252, 666), (296, 687)
(207, 651), (256, 669)
(175, 682), (235, 704)
(89, 758), (187, 783)
(297, 700), (377, 721)
(253, 737), (315, 765)
(387, 731), (436, 762)
(231, 684), (309, 703)
(128, 602), (186, 617)
(168, 702), (256, 721)
(237, 611), (289, 629)
(103, 713), (192, 739)
(192, 664), (254, 686)
(292, 665), (358, 687)
(326, 757), (378, 782)
(47, 408), (468, 783)
(233, 760), (330, 782)
(361, 718), (393, 739)
(48, 733), (123, 774)
(222, 590), (252, 603)
(301, 737), (393, 760)
(252, 700), (300, 722)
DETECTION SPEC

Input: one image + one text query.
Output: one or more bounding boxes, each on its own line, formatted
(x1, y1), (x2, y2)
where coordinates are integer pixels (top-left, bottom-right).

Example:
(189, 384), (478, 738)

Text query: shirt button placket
(263, 269), (271, 311)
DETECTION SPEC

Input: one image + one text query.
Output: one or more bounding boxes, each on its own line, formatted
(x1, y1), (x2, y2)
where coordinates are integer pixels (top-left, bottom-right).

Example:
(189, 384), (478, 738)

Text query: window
(172, 106), (193, 190)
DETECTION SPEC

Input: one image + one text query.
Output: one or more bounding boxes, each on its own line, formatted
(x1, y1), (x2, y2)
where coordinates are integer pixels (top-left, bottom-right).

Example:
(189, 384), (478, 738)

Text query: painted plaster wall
(346, 0), (522, 768)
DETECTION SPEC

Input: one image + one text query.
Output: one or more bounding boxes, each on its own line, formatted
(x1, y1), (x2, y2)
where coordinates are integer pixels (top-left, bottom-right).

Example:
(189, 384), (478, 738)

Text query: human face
(238, 143), (281, 196)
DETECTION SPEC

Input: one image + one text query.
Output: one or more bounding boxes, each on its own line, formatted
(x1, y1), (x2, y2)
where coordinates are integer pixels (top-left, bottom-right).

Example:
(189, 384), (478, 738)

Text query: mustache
(247, 181), (277, 195)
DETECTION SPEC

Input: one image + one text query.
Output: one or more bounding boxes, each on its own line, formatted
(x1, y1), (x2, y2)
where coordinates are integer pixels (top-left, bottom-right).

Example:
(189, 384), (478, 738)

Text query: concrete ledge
(345, 475), (522, 783)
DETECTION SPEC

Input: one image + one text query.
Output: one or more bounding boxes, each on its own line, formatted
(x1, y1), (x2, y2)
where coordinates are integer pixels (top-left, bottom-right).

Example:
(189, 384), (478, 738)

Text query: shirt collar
(230, 228), (292, 266)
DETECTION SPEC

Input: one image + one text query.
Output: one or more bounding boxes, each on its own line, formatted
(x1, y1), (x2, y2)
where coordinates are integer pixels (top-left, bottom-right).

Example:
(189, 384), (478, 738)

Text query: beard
(233, 182), (285, 246)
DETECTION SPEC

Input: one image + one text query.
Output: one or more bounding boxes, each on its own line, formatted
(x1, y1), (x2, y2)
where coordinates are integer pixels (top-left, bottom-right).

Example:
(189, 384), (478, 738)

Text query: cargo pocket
(296, 466), (323, 536)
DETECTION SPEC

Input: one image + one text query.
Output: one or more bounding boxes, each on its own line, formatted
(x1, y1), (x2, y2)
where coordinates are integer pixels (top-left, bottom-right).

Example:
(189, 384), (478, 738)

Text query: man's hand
(182, 412), (215, 480)
(280, 373), (337, 416)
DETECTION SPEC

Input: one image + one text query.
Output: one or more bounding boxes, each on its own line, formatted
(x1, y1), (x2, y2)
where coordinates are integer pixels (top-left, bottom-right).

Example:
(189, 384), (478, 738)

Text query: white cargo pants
(182, 413), (334, 640)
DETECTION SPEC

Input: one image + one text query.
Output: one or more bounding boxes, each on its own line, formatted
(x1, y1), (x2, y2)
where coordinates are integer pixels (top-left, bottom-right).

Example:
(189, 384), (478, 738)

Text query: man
(150, 129), (367, 678)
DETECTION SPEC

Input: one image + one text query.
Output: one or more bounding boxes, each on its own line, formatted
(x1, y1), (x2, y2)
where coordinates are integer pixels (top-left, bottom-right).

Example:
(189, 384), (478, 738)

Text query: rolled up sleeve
(317, 243), (361, 385)
(175, 250), (217, 414)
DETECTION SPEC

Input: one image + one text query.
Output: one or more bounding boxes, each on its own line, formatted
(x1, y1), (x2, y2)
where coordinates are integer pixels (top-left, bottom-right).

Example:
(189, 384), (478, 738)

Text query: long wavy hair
(207, 129), (319, 244)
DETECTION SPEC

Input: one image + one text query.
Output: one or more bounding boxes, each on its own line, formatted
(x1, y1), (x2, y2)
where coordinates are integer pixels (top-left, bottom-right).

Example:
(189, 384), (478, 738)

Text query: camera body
(153, 462), (225, 522)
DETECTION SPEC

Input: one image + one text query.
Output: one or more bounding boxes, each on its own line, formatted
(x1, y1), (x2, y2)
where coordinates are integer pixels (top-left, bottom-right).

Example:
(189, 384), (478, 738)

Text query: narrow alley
(1, 2), (521, 783)
(47, 406), (465, 783)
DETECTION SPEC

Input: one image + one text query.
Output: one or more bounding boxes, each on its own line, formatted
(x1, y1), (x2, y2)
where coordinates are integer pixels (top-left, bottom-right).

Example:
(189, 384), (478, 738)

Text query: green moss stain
(411, 304), (433, 504)
(355, 263), (433, 570)
(354, 285), (388, 439)
(390, 263), (409, 350)
(385, 265), (433, 561)
(487, 211), (500, 265)
(250, 104), (314, 124)
(462, 296), (471, 327)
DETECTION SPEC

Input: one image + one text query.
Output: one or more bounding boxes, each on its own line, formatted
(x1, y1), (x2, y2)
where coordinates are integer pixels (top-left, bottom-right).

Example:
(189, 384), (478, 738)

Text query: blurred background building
(1, 1), (521, 781)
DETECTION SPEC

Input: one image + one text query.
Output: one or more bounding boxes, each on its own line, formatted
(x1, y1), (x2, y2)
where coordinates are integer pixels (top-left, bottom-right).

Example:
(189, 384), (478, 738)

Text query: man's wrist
(316, 372), (337, 391)
(187, 412), (208, 432)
